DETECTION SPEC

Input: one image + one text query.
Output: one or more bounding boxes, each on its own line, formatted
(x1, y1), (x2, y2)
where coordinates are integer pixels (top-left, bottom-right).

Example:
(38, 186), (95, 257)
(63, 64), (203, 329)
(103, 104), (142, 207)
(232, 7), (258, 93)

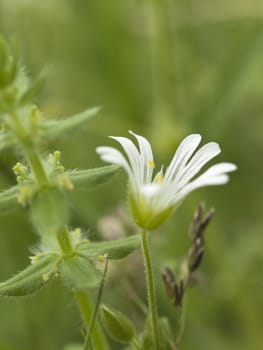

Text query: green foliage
(77, 235), (140, 260)
(0, 2), (262, 350)
(60, 256), (102, 289)
(0, 36), (17, 88)
(0, 254), (60, 297)
(41, 107), (100, 139)
(19, 70), (46, 106)
(0, 186), (19, 211)
(30, 189), (70, 239)
(0, 132), (15, 152)
(100, 304), (135, 344)
(68, 165), (119, 189)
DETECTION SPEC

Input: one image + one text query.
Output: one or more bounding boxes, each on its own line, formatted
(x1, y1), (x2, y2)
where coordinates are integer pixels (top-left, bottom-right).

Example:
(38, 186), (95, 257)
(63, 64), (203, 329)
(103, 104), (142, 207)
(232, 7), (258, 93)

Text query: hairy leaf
(60, 255), (102, 289)
(68, 165), (119, 189)
(0, 254), (60, 297)
(77, 235), (140, 260)
(41, 107), (99, 139)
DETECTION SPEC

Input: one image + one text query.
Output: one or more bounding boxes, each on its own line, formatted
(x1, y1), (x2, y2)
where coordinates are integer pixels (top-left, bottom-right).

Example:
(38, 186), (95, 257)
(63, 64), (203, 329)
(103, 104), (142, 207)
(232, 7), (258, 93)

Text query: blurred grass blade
(77, 235), (140, 260)
(198, 28), (263, 134)
(0, 254), (60, 297)
(0, 186), (19, 211)
(68, 165), (119, 189)
(41, 107), (100, 139)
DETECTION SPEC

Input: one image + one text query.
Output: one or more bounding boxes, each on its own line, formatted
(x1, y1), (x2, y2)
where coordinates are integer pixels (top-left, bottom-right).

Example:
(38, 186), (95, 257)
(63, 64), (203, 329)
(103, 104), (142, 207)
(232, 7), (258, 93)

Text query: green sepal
(100, 305), (135, 344)
(129, 192), (174, 231)
(67, 165), (119, 189)
(0, 132), (16, 152)
(19, 70), (45, 106)
(41, 107), (100, 139)
(30, 188), (70, 238)
(0, 253), (60, 297)
(60, 255), (102, 289)
(77, 235), (140, 260)
(0, 185), (19, 211)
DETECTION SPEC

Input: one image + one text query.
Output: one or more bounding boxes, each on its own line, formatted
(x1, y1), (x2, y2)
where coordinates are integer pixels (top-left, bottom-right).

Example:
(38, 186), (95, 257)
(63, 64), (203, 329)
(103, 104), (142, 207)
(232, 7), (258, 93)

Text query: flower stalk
(141, 230), (160, 350)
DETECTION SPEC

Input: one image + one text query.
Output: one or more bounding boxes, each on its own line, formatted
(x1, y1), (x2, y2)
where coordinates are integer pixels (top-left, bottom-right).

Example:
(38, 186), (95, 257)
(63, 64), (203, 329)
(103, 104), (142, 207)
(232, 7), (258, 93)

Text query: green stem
(141, 230), (160, 350)
(74, 289), (109, 350)
(83, 260), (109, 350)
(56, 226), (73, 256)
(10, 112), (48, 186)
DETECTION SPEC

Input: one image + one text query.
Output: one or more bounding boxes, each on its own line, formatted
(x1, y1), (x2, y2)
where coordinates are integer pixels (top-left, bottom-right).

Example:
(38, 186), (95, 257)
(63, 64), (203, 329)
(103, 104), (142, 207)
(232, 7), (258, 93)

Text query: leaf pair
(0, 164), (119, 212)
(0, 235), (140, 297)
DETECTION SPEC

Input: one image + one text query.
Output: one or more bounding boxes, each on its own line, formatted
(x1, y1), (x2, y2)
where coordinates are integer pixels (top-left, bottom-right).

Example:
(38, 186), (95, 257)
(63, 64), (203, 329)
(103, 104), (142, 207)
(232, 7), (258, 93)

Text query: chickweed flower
(96, 131), (236, 230)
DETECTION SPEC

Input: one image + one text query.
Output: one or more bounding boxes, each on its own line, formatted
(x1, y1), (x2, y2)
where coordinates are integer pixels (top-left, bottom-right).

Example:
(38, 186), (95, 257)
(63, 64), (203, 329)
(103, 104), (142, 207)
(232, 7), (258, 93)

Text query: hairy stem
(74, 289), (109, 350)
(10, 111), (48, 186)
(141, 230), (160, 350)
(56, 226), (73, 256)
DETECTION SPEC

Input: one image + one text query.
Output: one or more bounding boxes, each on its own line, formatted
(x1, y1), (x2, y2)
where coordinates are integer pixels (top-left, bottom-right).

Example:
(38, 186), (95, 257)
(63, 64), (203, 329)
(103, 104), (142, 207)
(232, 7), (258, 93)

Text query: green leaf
(0, 132), (16, 151)
(77, 235), (140, 260)
(41, 107), (100, 139)
(100, 305), (135, 344)
(0, 253), (60, 297)
(68, 165), (119, 189)
(0, 186), (19, 212)
(60, 255), (102, 289)
(19, 70), (45, 105)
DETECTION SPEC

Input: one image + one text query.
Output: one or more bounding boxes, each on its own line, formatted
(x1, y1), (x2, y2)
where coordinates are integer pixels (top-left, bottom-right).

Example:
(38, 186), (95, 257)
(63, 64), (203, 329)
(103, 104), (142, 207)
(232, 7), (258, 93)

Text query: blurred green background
(0, 0), (263, 349)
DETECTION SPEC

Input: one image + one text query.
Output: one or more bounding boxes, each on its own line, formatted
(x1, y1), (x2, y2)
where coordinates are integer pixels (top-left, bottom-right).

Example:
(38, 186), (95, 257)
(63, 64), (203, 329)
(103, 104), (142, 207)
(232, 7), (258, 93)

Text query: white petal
(140, 182), (173, 213)
(200, 162), (237, 177)
(174, 142), (221, 190)
(171, 161), (237, 204)
(141, 183), (161, 198)
(109, 136), (142, 186)
(164, 134), (202, 182)
(96, 146), (135, 188)
(129, 130), (154, 184)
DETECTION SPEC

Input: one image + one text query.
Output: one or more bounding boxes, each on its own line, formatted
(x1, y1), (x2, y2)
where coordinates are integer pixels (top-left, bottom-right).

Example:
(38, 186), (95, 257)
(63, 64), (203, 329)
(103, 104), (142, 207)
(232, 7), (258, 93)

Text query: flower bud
(100, 305), (135, 344)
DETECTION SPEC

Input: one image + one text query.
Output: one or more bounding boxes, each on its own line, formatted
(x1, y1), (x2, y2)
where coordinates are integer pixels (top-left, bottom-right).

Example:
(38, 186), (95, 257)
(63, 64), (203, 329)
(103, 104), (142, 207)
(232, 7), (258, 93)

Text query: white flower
(96, 131), (237, 230)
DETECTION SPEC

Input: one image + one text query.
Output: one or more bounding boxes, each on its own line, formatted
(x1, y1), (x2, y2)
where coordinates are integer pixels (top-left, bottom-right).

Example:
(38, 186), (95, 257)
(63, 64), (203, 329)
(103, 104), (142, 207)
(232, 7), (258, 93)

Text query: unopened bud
(100, 305), (135, 344)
